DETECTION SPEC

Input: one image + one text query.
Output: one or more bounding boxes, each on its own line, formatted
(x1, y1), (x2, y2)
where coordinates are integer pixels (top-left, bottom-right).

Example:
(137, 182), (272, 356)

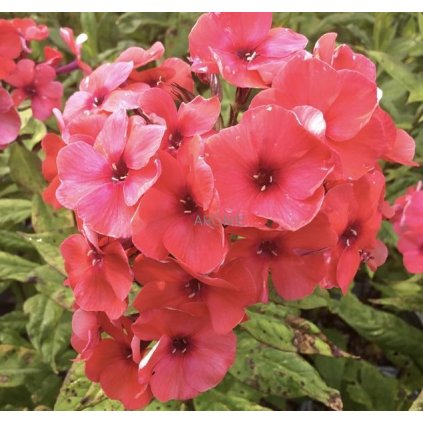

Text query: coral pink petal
(211, 48), (266, 88)
(253, 186), (325, 231)
(326, 70), (377, 141)
(77, 183), (135, 238)
(56, 141), (112, 210)
(123, 160), (161, 206)
(0, 108), (20, 148)
(132, 188), (180, 259)
(177, 96), (221, 137)
(313, 32), (337, 63)
(336, 247), (361, 293)
(95, 108), (128, 164)
(184, 329), (236, 393)
(164, 216), (227, 274)
(384, 129), (417, 166)
(117, 42), (164, 67)
(124, 117), (165, 169)
(257, 27), (308, 58)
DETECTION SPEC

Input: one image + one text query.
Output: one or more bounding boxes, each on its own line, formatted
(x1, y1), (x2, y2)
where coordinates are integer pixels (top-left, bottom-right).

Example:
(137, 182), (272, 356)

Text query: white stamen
(188, 292), (196, 299)
(184, 210), (192, 214)
(246, 51), (257, 62)
(260, 185), (267, 192)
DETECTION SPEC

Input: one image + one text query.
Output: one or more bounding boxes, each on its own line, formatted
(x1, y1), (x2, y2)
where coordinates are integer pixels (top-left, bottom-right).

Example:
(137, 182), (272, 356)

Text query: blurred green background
(0, 12), (423, 411)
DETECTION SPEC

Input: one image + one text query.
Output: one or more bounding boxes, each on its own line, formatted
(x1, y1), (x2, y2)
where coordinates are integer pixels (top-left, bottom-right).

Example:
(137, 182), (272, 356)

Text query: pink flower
(63, 61), (134, 122)
(129, 58), (194, 99)
(85, 315), (152, 410)
(205, 105), (333, 230)
(133, 256), (257, 333)
(189, 12), (307, 88)
(0, 87), (20, 150)
(132, 143), (228, 274)
(251, 54), (381, 179)
(322, 170), (387, 292)
(4, 59), (63, 121)
(57, 109), (165, 238)
(61, 231), (133, 319)
(133, 305), (236, 402)
(138, 88), (220, 153)
(227, 213), (338, 301)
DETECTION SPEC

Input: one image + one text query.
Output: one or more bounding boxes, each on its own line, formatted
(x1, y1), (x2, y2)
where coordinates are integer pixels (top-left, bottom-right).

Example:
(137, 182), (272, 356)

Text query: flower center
(25, 85), (37, 97)
(238, 50), (257, 62)
(341, 225), (359, 247)
(359, 249), (374, 263)
(257, 240), (279, 258)
(111, 160), (128, 182)
(253, 168), (274, 192)
(184, 278), (202, 299)
(93, 94), (105, 107)
(169, 131), (183, 150)
(87, 249), (103, 266)
(171, 337), (189, 354)
(180, 195), (198, 214)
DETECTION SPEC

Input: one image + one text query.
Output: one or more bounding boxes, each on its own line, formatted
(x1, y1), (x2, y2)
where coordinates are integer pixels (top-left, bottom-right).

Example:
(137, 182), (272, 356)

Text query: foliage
(0, 11), (423, 411)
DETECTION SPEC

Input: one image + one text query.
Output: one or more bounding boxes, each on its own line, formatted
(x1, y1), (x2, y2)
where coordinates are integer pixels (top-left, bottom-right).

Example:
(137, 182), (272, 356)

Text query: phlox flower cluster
(0, 18), (90, 150)
(39, 13), (417, 409)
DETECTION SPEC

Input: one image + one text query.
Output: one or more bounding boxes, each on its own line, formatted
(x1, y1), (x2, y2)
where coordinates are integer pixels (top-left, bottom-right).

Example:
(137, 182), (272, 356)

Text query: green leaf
(145, 400), (187, 411)
(410, 390), (423, 411)
(20, 230), (74, 275)
(54, 361), (124, 411)
(8, 143), (45, 194)
(342, 360), (400, 411)
(0, 198), (32, 228)
(0, 311), (27, 334)
(230, 332), (343, 410)
(31, 193), (74, 233)
(19, 109), (47, 150)
(80, 13), (98, 58)
(329, 293), (423, 359)
(0, 230), (36, 254)
(369, 50), (423, 103)
(33, 265), (73, 311)
(23, 293), (73, 371)
(194, 389), (270, 411)
(243, 304), (351, 358)
(0, 251), (38, 282)
(0, 344), (43, 387)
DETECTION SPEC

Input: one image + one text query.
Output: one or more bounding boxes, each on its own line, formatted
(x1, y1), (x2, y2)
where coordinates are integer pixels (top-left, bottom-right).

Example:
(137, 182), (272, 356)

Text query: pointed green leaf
(230, 333), (343, 410)
(8, 143), (45, 194)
